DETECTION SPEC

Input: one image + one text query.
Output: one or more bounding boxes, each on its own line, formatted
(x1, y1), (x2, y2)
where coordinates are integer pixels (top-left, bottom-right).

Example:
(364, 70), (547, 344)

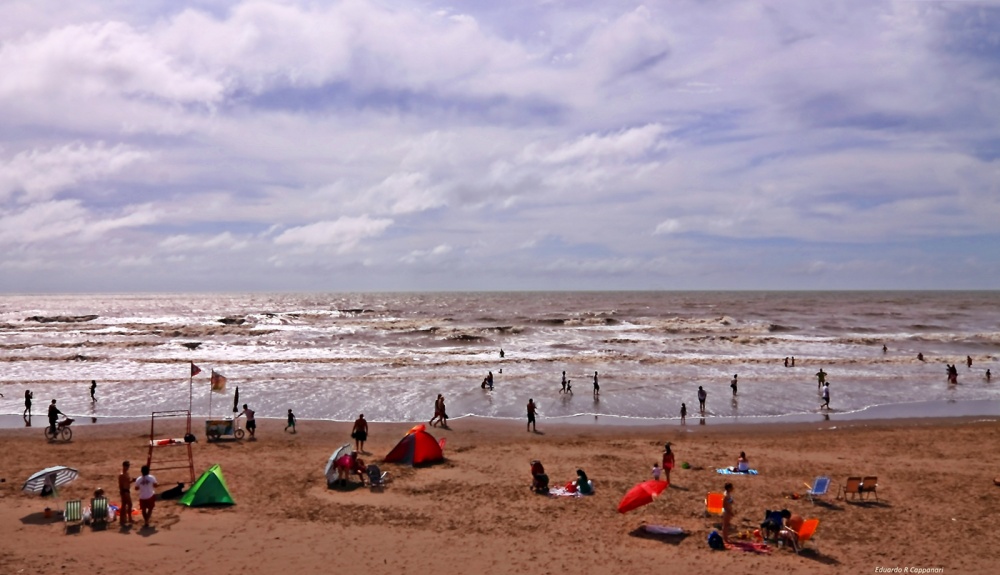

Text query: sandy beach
(1, 416), (998, 574)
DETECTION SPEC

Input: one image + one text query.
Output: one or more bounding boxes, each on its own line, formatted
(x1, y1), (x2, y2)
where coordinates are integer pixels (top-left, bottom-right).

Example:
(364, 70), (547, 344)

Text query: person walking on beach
(697, 386), (707, 415)
(816, 368), (827, 389)
(23, 389), (32, 418)
(237, 404), (256, 439)
(820, 383), (830, 409)
(430, 395), (443, 427)
(730, 374), (738, 396)
(90, 380), (97, 402)
(662, 443), (675, 483)
(352, 413), (368, 452)
(118, 461), (133, 526)
(134, 465), (159, 528)
(592, 371), (600, 397)
(565, 379), (572, 394)
(285, 408), (296, 433)
(526, 398), (537, 432)
(560, 371), (567, 394)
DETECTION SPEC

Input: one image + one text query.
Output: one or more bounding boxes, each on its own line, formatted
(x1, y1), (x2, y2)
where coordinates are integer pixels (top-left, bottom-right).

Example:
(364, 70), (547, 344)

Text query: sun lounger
(803, 476), (830, 503)
(860, 476), (879, 502)
(837, 476), (863, 500)
(705, 492), (725, 516)
(366, 464), (388, 490)
(64, 500), (82, 533)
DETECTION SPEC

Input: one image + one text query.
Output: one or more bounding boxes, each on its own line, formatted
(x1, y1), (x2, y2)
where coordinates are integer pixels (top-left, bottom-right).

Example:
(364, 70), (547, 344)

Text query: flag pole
(188, 363), (193, 414)
(209, 371), (214, 420)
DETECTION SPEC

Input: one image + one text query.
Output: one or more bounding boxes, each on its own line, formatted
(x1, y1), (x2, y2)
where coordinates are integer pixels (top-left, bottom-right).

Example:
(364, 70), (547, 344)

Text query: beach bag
(707, 530), (725, 550)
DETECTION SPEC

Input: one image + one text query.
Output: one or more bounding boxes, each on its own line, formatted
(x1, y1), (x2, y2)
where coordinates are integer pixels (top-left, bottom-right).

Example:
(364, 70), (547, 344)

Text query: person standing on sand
(526, 398), (537, 432)
(352, 413), (368, 452)
(24, 389), (32, 418)
(662, 443), (674, 483)
(820, 383), (830, 409)
(697, 386), (707, 415)
(118, 461), (133, 526)
(730, 374), (738, 396)
(285, 409), (296, 433)
(90, 380), (97, 402)
(722, 482), (736, 543)
(680, 403), (687, 424)
(134, 465), (158, 528)
(592, 371), (600, 396)
(237, 404), (256, 438)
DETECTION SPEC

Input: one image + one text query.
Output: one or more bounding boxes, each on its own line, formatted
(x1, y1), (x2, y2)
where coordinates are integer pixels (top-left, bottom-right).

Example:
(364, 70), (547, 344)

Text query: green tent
(178, 464), (235, 506)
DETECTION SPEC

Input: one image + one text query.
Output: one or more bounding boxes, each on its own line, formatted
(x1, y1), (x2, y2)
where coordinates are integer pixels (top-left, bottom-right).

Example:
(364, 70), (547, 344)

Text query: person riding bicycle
(48, 399), (65, 436)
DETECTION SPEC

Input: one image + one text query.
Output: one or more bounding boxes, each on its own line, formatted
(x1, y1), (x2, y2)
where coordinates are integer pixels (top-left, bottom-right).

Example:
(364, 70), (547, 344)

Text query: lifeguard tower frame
(146, 410), (196, 484)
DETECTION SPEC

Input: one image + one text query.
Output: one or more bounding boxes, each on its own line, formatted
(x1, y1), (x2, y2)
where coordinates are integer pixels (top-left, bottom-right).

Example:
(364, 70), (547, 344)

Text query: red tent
(384, 424), (445, 466)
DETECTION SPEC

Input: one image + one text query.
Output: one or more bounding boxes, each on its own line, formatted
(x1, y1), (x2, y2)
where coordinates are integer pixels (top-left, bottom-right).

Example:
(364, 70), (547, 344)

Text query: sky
(1, 0), (998, 293)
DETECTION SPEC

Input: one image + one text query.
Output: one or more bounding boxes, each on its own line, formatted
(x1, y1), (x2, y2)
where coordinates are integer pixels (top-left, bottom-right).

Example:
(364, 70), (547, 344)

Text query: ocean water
(0, 292), (997, 425)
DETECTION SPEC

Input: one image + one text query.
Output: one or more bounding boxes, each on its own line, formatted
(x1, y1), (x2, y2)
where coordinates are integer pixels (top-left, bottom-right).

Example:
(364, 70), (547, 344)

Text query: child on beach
(652, 463), (661, 481)
(820, 383), (830, 409)
(662, 443), (674, 482)
(285, 409), (296, 433)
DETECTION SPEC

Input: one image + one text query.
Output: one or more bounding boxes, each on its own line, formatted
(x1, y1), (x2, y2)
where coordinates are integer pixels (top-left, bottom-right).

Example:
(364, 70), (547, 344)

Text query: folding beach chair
(790, 518), (820, 552)
(366, 464), (388, 491)
(705, 492), (725, 516)
(64, 500), (82, 533)
(860, 476), (879, 502)
(90, 497), (109, 528)
(804, 476), (830, 503)
(837, 477), (863, 501)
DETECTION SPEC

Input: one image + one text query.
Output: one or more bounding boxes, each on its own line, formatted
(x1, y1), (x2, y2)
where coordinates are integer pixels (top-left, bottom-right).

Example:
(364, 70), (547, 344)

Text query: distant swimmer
(966, 355), (972, 369)
(987, 369), (992, 382)
(560, 371), (567, 394)
(784, 357), (789, 368)
(917, 353), (925, 361)
(820, 383), (830, 410)
(593, 371), (600, 397)
(882, 344), (888, 353)
(791, 356), (795, 367)
(730, 374), (738, 396)
(698, 386), (707, 414)
(500, 348), (505, 358)
(816, 368), (827, 389)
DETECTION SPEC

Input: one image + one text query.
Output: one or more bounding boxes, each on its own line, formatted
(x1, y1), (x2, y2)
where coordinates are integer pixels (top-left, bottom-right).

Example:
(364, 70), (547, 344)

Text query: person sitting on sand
(530, 460), (548, 493)
(778, 512), (805, 552)
(730, 451), (750, 473)
(574, 469), (593, 495)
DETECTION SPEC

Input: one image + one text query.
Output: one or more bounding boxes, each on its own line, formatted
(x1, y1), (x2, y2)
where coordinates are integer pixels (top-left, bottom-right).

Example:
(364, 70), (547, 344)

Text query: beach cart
(205, 418), (245, 441)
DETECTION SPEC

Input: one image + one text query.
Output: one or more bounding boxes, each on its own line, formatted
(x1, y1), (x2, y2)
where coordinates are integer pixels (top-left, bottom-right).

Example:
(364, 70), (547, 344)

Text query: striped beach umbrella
(22, 466), (79, 495)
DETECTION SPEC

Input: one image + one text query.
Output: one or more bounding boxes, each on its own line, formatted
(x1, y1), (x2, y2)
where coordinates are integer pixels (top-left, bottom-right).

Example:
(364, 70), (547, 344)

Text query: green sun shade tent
(179, 464), (235, 506)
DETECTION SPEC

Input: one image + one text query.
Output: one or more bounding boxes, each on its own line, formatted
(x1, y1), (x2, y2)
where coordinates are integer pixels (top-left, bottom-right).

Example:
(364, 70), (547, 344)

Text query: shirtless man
(118, 461), (134, 526)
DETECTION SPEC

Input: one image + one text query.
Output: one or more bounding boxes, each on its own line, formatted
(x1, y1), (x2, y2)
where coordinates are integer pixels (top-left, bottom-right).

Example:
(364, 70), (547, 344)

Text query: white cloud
(273, 215), (393, 253)
(0, 142), (148, 202)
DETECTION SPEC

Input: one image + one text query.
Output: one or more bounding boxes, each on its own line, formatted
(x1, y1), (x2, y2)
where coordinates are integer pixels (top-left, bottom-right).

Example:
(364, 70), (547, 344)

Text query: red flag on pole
(210, 370), (227, 392)
(191, 362), (202, 377)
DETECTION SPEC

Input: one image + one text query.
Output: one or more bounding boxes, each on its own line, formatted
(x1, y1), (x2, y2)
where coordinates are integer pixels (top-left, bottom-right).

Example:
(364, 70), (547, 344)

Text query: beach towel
(726, 541), (772, 554)
(547, 487), (583, 498)
(642, 525), (686, 536)
(716, 468), (758, 475)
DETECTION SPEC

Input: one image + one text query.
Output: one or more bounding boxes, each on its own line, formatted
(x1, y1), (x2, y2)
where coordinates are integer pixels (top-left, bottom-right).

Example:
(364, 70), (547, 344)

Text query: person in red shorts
(134, 465), (159, 528)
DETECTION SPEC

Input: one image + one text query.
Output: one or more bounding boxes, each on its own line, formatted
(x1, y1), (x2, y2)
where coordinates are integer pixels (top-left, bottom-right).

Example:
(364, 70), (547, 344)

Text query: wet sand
(1, 416), (998, 574)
